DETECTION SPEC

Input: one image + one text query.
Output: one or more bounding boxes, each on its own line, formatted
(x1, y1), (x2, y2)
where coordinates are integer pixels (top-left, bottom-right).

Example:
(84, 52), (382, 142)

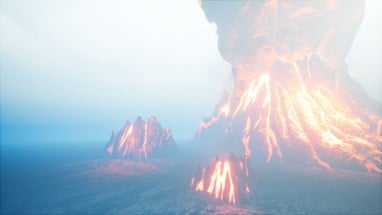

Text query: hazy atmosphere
(0, 0), (231, 143)
(1, 1), (381, 214)
(1, 0), (381, 144)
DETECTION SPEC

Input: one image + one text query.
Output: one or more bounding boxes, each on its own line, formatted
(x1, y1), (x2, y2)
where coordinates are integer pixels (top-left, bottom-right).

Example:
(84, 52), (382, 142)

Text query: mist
(1, 1), (381, 214)
(0, 0), (380, 144)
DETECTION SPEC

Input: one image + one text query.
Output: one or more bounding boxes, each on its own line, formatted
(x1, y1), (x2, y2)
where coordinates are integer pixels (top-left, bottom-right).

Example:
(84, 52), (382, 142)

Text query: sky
(0, 0), (381, 144)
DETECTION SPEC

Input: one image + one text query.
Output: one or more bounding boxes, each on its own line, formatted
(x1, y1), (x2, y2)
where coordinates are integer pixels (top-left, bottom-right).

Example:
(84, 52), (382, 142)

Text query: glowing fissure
(197, 95), (232, 137)
(242, 117), (251, 157)
(105, 116), (176, 160)
(197, 63), (381, 172)
(191, 155), (252, 204)
(195, 168), (205, 191)
(207, 161), (236, 203)
(196, 57), (382, 171)
(143, 123), (148, 160)
(207, 74), (380, 171)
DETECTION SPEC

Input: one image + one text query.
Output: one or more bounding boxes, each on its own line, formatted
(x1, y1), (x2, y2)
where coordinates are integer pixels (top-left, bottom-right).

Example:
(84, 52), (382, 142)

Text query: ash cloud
(201, 0), (365, 79)
(200, 0), (381, 112)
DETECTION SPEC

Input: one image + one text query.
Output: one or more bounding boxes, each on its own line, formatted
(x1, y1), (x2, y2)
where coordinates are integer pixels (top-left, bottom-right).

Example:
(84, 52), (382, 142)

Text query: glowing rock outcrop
(106, 116), (176, 160)
(191, 154), (253, 204)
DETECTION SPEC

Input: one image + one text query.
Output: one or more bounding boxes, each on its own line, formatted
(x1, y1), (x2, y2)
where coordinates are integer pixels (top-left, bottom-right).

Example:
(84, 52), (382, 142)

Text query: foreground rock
(191, 153), (254, 204)
(105, 116), (176, 160)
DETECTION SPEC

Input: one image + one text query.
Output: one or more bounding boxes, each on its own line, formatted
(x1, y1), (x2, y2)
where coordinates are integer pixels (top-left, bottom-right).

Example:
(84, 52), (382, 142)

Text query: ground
(1, 142), (381, 214)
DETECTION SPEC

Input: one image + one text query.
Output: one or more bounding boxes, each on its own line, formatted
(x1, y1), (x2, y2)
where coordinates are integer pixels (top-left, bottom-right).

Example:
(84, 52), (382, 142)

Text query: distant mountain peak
(105, 116), (176, 160)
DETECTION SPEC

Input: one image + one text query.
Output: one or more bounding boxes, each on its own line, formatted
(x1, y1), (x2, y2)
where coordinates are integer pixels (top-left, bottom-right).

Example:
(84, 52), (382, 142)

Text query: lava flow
(105, 116), (176, 160)
(191, 154), (252, 204)
(195, 0), (382, 172)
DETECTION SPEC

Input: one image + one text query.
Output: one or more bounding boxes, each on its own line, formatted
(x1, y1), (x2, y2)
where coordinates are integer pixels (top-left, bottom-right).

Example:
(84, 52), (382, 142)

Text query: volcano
(105, 116), (176, 160)
(194, 0), (382, 173)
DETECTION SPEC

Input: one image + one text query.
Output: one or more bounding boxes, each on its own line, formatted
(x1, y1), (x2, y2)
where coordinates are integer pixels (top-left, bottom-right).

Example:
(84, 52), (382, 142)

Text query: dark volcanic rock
(105, 116), (176, 160)
(191, 153), (254, 204)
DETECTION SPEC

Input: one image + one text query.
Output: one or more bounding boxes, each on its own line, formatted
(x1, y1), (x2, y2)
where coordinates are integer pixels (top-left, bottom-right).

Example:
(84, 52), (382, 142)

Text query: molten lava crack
(106, 116), (176, 160)
(191, 154), (253, 204)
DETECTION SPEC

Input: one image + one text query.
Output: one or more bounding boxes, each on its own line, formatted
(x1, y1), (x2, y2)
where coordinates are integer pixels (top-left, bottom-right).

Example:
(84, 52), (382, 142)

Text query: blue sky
(0, 0), (381, 144)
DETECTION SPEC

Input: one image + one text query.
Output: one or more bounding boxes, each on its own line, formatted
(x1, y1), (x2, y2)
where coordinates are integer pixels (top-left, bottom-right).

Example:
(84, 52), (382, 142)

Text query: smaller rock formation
(105, 116), (176, 160)
(190, 153), (254, 204)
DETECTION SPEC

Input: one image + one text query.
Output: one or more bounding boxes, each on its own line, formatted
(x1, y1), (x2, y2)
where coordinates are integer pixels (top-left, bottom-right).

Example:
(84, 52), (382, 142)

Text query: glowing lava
(106, 116), (176, 160)
(196, 0), (382, 173)
(191, 154), (252, 204)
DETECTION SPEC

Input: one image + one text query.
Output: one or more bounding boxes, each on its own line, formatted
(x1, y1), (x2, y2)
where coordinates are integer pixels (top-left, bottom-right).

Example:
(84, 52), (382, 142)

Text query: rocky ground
(1, 143), (381, 214)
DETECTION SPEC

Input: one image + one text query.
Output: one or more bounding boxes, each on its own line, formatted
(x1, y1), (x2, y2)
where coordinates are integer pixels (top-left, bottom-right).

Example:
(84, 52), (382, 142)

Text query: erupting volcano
(106, 116), (176, 160)
(195, 0), (382, 173)
(191, 154), (253, 204)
